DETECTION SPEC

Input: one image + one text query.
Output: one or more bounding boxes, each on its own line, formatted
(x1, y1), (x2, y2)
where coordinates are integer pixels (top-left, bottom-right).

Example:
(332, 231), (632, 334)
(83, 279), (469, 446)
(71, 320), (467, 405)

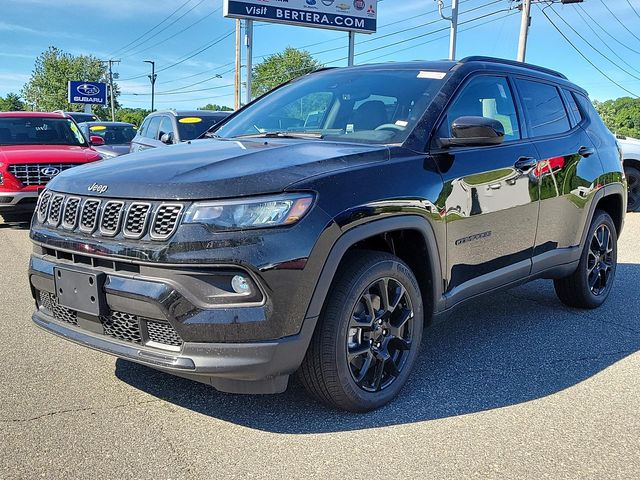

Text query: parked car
(0, 112), (102, 222)
(129, 110), (231, 152)
(29, 57), (626, 411)
(78, 121), (137, 158)
(615, 135), (640, 211)
(53, 111), (100, 124)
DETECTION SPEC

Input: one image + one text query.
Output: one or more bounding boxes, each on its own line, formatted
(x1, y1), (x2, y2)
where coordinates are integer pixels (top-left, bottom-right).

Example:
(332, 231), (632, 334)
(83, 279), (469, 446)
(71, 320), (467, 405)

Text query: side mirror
(89, 135), (105, 146)
(440, 116), (505, 148)
(160, 132), (174, 145)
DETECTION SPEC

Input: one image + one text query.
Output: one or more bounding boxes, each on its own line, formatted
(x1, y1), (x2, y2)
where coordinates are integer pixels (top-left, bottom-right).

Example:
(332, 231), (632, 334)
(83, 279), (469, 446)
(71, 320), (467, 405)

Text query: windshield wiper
(232, 131), (324, 140)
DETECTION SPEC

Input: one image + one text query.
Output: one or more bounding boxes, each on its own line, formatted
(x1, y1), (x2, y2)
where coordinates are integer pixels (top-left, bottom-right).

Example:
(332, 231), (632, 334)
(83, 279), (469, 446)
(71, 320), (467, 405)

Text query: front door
(432, 74), (540, 307)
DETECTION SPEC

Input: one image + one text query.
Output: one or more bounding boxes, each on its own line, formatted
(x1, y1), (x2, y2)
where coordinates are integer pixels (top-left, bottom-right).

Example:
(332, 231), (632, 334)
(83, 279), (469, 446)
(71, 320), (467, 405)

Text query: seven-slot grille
(38, 192), (184, 241)
(8, 163), (77, 186)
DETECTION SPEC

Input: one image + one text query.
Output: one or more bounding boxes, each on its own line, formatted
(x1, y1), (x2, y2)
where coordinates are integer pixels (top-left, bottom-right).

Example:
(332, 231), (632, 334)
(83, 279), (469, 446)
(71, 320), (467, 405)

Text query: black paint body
(28, 58), (626, 393)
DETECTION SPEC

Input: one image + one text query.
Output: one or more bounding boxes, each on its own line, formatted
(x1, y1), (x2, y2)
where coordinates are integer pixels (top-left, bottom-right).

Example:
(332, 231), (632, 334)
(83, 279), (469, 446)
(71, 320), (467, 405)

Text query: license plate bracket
(54, 266), (106, 316)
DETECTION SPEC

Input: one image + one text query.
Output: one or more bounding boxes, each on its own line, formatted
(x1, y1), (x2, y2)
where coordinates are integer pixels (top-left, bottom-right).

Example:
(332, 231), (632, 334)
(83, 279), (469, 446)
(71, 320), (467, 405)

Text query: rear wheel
(299, 251), (423, 412)
(626, 166), (640, 212)
(554, 210), (617, 309)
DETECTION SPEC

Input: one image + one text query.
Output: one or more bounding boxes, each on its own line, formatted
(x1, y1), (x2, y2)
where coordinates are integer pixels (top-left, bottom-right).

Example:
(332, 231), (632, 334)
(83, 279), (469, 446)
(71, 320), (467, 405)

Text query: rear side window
(438, 75), (521, 142)
(138, 118), (150, 137)
(516, 79), (570, 137)
(144, 116), (161, 139)
(563, 90), (583, 126)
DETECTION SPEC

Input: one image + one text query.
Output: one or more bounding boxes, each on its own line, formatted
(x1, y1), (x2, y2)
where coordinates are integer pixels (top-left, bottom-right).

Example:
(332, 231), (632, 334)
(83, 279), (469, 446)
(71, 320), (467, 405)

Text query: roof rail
(458, 56), (567, 80)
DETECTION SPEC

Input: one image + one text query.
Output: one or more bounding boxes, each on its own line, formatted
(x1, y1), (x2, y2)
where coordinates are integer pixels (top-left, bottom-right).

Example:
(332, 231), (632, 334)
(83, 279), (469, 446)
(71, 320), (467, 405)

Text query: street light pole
(144, 60), (157, 112)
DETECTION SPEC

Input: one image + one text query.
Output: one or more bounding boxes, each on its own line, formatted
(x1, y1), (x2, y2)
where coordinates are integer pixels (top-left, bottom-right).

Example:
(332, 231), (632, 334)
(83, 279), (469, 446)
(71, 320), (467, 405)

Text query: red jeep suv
(0, 112), (102, 222)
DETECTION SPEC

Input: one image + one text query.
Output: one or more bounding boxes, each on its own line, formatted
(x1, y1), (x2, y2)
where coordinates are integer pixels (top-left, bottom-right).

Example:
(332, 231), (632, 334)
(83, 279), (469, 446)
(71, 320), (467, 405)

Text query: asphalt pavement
(1, 213), (639, 479)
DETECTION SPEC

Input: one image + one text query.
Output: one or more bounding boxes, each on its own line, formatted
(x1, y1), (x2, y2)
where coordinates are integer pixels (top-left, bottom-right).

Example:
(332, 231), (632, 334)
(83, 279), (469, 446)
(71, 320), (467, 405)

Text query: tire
(626, 166), (640, 212)
(298, 250), (424, 412)
(554, 210), (617, 309)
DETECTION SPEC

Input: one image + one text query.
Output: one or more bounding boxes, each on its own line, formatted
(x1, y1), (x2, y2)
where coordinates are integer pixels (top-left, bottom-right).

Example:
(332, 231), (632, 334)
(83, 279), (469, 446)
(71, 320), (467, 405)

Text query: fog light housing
(231, 275), (251, 295)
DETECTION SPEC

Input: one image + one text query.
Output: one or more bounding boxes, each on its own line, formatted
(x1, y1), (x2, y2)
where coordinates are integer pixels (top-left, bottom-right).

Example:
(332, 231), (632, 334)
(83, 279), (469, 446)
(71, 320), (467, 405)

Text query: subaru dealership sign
(224, 0), (377, 34)
(67, 81), (108, 105)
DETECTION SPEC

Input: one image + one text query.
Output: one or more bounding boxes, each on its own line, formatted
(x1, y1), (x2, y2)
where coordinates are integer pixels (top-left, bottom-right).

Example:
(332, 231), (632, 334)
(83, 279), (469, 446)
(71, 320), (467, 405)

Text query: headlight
(183, 193), (314, 231)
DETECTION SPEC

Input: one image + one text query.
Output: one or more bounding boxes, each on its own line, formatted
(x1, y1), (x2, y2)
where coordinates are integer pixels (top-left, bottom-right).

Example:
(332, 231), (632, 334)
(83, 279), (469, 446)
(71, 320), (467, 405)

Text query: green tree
(252, 47), (323, 98)
(199, 103), (233, 111)
(21, 46), (119, 115)
(116, 108), (150, 127)
(593, 97), (640, 138)
(0, 93), (25, 112)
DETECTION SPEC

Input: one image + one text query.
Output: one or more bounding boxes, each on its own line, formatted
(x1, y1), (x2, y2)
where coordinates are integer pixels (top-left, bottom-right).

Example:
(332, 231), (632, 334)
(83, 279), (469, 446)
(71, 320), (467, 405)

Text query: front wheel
(554, 210), (617, 309)
(298, 251), (424, 412)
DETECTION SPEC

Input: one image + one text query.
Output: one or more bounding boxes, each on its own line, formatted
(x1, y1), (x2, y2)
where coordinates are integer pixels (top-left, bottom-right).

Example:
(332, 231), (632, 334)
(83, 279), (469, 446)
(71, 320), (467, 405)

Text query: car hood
(47, 137), (389, 200)
(94, 144), (130, 157)
(0, 145), (101, 164)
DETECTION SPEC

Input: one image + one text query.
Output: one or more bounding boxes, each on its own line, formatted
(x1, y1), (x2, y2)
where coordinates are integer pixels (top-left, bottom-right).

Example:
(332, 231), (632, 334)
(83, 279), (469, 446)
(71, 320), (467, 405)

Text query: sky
(1, 0), (640, 110)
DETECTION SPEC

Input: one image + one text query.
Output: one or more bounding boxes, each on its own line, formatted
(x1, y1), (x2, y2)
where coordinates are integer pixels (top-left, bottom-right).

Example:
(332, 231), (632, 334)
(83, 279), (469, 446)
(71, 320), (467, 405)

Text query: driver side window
(438, 75), (521, 143)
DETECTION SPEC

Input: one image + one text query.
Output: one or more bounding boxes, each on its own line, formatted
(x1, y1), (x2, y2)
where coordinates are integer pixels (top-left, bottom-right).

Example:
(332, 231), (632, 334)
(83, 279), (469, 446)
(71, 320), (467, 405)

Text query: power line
(626, 0), (640, 19)
(550, 6), (640, 82)
(119, 0), (212, 57)
(577, 4), (640, 56)
(599, 0), (640, 44)
(119, 29), (234, 81)
(572, 6), (640, 77)
(538, 5), (639, 98)
(108, 0), (195, 57)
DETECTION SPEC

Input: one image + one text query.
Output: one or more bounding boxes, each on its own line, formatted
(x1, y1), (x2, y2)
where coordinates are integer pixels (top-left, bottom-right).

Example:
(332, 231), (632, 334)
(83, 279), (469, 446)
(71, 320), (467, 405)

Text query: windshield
(87, 124), (136, 144)
(215, 68), (447, 144)
(177, 115), (228, 141)
(0, 117), (88, 146)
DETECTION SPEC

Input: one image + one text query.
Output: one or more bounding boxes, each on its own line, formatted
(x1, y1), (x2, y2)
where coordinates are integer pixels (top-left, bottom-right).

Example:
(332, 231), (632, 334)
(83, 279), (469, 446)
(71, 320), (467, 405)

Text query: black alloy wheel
(299, 250), (424, 412)
(347, 277), (415, 392)
(554, 210), (617, 309)
(587, 224), (615, 296)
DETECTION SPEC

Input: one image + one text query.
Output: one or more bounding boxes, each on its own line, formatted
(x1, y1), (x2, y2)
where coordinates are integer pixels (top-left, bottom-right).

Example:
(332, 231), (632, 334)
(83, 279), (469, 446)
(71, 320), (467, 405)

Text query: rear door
(432, 74), (540, 306)
(513, 78), (604, 273)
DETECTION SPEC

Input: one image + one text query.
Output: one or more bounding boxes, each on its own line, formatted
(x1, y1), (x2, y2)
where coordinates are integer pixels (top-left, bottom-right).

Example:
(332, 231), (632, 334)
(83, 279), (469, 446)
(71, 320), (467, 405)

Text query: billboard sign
(224, 0), (378, 34)
(67, 81), (108, 105)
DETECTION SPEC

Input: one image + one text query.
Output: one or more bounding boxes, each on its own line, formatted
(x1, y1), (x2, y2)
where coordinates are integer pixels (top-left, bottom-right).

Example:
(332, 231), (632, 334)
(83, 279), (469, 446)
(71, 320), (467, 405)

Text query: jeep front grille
(8, 163), (78, 186)
(40, 191), (185, 241)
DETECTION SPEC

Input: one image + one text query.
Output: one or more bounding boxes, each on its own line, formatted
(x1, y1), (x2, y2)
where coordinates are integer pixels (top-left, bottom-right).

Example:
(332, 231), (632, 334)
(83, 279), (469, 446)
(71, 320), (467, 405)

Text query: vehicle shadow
(0, 213), (33, 230)
(115, 263), (640, 434)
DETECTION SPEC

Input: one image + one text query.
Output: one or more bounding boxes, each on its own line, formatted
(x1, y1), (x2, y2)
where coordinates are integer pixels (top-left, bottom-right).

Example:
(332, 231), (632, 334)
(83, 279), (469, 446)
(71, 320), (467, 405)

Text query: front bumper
(29, 252), (317, 393)
(0, 191), (38, 210)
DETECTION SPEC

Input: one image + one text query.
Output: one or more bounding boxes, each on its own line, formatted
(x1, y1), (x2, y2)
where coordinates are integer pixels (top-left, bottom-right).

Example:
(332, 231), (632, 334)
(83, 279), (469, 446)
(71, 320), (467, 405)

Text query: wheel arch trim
(304, 215), (445, 321)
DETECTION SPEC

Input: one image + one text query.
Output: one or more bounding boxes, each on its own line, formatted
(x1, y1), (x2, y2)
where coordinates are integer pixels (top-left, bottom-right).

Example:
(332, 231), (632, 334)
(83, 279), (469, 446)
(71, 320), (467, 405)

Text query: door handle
(578, 146), (595, 157)
(514, 156), (537, 173)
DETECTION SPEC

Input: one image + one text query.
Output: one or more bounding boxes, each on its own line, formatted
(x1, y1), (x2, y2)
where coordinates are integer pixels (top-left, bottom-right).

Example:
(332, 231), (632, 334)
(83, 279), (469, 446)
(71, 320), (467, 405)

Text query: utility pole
(245, 19), (253, 103)
(517, 0), (532, 62)
(144, 60), (157, 112)
(437, 0), (459, 60)
(234, 19), (241, 110)
(101, 59), (120, 121)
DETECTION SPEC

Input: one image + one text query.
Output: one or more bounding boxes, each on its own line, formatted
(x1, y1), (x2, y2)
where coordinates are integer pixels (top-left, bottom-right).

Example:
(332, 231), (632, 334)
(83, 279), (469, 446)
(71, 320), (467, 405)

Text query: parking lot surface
(1, 214), (639, 479)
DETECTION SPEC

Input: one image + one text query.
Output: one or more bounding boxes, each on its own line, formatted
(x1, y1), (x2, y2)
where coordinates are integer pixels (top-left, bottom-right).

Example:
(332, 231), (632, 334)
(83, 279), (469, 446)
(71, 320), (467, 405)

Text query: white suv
(617, 135), (640, 211)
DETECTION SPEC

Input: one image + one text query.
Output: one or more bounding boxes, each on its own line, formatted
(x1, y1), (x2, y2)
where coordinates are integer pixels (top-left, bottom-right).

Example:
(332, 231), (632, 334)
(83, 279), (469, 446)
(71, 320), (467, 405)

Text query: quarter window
(516, 79), (571, 137)
(565, 90), (583, 125)
(438, 75), (521, 142)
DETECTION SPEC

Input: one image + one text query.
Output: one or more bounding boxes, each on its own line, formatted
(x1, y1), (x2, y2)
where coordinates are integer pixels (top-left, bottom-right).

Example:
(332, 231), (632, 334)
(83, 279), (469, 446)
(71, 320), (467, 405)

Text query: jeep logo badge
(40, 167), (60, 177)
(88, 183), (108, 194)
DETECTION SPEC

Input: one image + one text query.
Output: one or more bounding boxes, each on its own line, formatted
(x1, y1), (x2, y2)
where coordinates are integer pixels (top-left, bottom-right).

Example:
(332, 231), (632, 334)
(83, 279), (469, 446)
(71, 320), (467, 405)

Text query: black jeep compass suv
(29, 57), (626, 411)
